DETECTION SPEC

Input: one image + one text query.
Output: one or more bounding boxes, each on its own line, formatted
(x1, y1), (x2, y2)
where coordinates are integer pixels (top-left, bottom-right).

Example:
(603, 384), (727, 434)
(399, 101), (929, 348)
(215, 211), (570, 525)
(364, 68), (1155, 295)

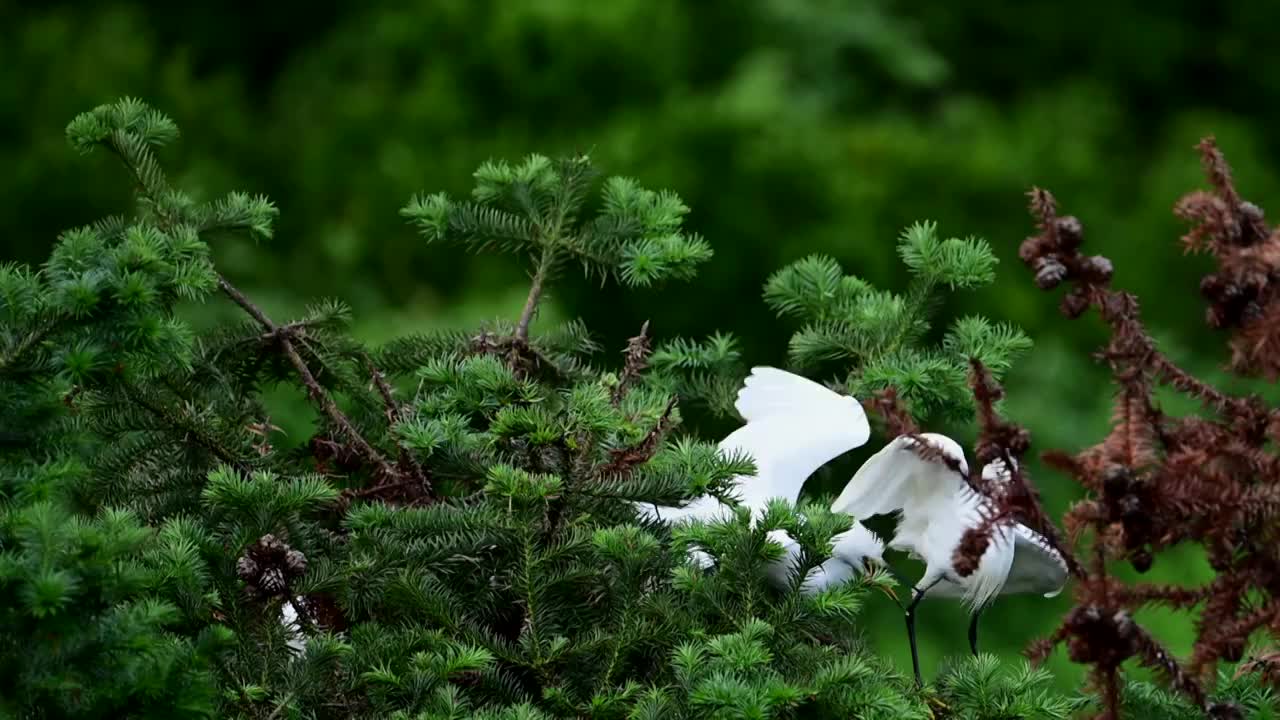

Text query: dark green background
(4, 0), (1279, 690)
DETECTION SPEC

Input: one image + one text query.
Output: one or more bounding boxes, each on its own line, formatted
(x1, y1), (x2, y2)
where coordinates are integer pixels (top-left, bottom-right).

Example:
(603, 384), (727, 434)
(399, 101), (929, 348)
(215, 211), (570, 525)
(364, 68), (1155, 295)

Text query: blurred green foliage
(4, 0), (1280, 693)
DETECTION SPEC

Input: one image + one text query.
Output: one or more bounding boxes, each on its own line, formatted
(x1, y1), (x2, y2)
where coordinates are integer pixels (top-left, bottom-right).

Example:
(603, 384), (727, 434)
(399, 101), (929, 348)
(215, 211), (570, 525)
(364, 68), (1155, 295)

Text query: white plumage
(832, 432), (1068, 682)
(833, 434), (1067, 606)
(637, 367), (885, 592)
(763, 525), (889, 595)
(280, 597), (307, 654)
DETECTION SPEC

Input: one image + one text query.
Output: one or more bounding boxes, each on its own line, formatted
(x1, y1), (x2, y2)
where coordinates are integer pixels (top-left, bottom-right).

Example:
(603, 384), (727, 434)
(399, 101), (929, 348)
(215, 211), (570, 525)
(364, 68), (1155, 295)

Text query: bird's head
(914, 432), (970, 478)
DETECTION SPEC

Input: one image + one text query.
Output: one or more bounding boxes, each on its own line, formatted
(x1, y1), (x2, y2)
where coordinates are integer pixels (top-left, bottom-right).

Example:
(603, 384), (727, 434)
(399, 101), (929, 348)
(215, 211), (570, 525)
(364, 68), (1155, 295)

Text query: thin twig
(346, 480), (418, 499)
(364, 353), (403, 424)
(600, 395), (680, 476)
(516, 248), (556, 343)
(0, 316), (61, 374)
(360, 351), (432, 495)
(217, 275), (398, 480)
(612, 320), (652, 405)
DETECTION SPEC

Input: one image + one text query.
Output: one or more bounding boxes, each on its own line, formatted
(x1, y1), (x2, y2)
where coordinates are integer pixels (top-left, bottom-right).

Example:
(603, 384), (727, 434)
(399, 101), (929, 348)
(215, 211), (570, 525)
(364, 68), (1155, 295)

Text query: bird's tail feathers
(960, 525), (1016, 612)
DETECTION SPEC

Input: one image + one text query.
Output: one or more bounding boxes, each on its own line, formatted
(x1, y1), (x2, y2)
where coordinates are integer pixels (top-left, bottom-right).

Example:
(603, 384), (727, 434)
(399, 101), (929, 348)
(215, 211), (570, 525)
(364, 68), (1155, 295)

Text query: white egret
(636, 366), (886, 592)
(280, 598), (307, 654)
(832, 433), (1068, 684)
(762, 525), (888, 595)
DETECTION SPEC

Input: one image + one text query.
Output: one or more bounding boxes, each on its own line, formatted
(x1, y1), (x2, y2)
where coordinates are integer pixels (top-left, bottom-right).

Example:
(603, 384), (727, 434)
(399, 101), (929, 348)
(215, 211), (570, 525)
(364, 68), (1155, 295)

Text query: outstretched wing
(954, 456), (1058, 606)
(633, 493), (730, 525)
(721, 367), (870, 516)
(830, 433), (969, 521)
(734, 366), (863, 425)
(636, 367), (868, 525)
(1005, 524), (1070, 598)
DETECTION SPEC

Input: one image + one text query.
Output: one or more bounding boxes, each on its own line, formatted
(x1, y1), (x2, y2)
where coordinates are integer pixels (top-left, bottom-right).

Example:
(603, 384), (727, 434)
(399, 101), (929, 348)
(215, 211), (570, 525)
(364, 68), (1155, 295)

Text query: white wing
(829, 523), (886, 567)
(764, 529), (803, 589)
(765, 526), (886, 595)
(722, 367), (870, 518)
(734, 366), (866, 428)
(634, 493), (731, 525)
(1005, 524), (1069, 597)
(641, 367), (869, 525)
(830, 433), (969, 520)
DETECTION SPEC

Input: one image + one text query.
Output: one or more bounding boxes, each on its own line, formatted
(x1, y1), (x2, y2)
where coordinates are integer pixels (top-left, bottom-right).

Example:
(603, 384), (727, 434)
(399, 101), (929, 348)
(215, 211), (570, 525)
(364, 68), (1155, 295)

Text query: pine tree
(2, 97), (1271, 719)
(763, 224), (1032, 422)
(0, 99), (236, 718)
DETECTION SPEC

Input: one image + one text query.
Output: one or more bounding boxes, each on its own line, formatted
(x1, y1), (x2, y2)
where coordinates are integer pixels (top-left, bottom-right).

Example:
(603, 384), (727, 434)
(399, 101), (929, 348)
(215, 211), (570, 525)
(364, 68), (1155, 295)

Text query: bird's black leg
(904, 576), (943, 687)
(904, 588), (926, 687)
(968, 609), (982, 657)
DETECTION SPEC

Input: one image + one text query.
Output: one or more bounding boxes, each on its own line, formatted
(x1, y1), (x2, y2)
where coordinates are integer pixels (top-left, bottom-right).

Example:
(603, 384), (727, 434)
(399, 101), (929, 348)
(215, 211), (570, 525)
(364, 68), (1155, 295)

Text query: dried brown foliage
(1177, 138), (1280, 378)
(612, 320), (652, 405)
(953, 361), (1083, 581)
(1012, 141), (1280, 718)
(600, 395), (679, 477)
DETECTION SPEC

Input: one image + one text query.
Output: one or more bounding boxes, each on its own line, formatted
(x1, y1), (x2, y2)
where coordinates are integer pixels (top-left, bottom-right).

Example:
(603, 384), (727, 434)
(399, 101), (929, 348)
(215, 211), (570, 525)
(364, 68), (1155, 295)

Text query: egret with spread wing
(832, 434), (1068, 685)
(637, 367), (886, 592)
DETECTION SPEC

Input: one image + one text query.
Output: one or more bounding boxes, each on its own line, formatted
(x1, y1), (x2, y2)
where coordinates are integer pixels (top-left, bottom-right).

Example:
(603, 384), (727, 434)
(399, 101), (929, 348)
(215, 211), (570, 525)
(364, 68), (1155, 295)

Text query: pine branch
(612, 320), (652, 405)
(121, 378), (252, 476)
(862, 386), (920, 438)
(217, 275), (398, 482)
(599, 395), (679, 477)
(516, 247), (556, 344)
(0, 316), (62, 373)
(361, 351), (432, 497)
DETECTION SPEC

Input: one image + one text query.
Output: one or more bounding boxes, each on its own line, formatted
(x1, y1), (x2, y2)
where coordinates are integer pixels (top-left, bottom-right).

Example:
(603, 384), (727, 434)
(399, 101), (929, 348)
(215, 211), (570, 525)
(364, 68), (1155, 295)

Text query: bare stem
(362, 352), (404, 424)
(361, 352), (431, 494)
(217, 275), (397, 480)
(516, 248), (556, 343)
(612, 320), (652, 405)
